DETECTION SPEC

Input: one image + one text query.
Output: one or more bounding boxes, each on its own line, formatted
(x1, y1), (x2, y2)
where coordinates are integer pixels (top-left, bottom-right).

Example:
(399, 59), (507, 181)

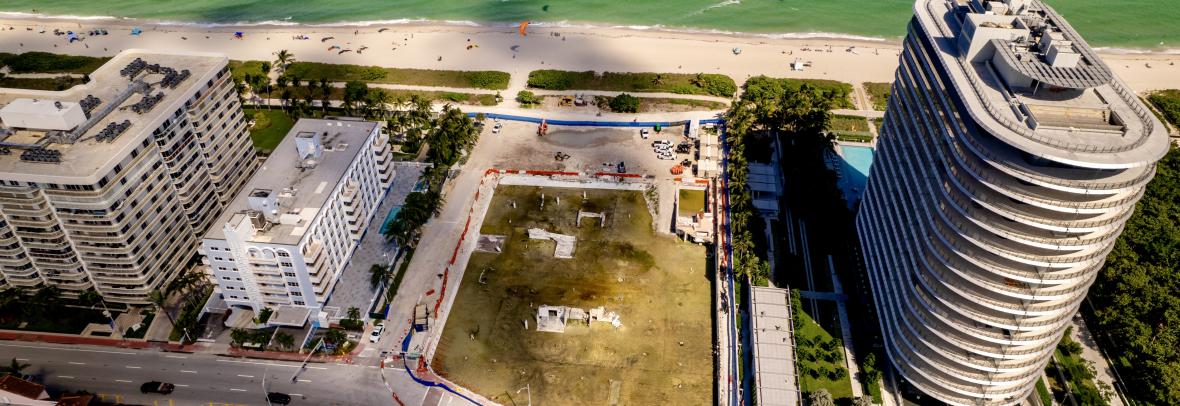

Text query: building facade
(855, 0), (1170, 404)
(201, 119), (393, 325)
(0, 50), (256, 303)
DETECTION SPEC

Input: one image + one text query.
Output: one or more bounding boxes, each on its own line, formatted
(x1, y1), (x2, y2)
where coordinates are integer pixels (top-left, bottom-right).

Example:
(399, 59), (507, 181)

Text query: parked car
(640, 128), (650, 139)
(369, 323), (385, 343)
(492, 122), (502, 134)
(140, 381), (175, 395)
(651, 140), (671, 147)
(267, 392), (292, 405)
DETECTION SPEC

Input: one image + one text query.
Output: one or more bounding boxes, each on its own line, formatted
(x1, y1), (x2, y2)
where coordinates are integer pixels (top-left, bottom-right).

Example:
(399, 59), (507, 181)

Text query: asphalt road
(0, 341), (396, 406)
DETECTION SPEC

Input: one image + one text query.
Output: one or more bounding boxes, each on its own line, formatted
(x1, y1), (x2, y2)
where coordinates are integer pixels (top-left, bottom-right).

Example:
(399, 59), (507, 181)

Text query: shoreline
(1, 14), (1178, 92)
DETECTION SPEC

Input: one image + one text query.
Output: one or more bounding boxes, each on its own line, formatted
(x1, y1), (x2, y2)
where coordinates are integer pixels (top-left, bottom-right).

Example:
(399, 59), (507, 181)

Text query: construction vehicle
(538, 119), (549, 136)
(559, 96), (574, 107)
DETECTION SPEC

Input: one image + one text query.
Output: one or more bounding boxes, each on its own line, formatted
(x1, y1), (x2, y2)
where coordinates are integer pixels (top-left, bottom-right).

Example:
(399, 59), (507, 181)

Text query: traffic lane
(0, 342), (392, 405)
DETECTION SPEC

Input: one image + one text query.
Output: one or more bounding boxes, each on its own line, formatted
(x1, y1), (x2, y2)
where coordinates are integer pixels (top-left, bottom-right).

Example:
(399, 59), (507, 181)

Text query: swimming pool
(838, 144), (875, 208)
(379, 205), (403, 235)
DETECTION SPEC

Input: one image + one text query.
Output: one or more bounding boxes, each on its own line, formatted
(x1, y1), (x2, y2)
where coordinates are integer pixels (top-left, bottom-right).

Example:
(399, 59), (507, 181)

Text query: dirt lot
(432, 185), (712, 406)
(479, 120), (689, 178)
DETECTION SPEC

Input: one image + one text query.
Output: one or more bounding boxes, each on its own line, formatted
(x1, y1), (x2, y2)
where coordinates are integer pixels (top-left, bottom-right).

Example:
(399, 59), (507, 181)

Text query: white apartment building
(0, 49), (256, 303)
(856, 1), (1170, 404)
(201, 118), (393, 326)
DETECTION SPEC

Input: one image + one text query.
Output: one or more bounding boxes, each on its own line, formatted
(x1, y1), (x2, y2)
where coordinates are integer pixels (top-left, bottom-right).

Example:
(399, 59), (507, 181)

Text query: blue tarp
(130, 27), (141, 36)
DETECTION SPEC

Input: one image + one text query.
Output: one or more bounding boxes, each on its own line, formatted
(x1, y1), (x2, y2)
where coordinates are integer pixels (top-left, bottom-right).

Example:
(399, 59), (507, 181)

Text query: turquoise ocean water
(0, 0), (1175, 50)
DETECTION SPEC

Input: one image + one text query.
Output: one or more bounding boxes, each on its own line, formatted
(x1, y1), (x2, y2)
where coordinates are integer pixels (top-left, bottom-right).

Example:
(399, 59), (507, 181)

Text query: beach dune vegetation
(282, 62), (510, 90)
(527, 70), (737, 97)
(0, 52), (110, 74)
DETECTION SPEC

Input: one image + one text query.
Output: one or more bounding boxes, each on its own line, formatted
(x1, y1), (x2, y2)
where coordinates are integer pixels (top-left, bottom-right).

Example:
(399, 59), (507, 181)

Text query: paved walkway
(828, 256), (864, 400)
(325, 162), (430, 319)
(832, 108), (885, 119)
(1070, 313), (1125, 406)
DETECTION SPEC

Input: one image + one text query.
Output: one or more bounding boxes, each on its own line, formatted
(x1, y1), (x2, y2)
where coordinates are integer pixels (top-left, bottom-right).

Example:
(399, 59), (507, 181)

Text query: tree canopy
(1087, 146), (1180, 405)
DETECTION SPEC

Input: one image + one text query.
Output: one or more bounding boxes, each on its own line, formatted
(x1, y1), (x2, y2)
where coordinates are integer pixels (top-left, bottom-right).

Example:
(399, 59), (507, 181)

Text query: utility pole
(291, 338), (324, 382)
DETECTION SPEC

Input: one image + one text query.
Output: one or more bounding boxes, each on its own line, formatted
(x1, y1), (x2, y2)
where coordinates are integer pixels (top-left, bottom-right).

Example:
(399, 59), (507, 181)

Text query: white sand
(1, 17), (1178, 93)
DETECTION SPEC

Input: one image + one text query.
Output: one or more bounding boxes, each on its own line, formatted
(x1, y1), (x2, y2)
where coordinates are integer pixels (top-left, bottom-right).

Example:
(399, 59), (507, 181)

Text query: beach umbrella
(234, 32), (244, 39)
(518, 21), (530, 36)
(510, 45), (520, 52)
(130, 27), (141, 36)
(378, 28), (389, 33)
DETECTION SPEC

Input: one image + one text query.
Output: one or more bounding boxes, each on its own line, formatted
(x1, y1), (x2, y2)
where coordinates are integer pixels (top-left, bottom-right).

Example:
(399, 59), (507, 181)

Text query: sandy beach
(1, 17), (1178, 93)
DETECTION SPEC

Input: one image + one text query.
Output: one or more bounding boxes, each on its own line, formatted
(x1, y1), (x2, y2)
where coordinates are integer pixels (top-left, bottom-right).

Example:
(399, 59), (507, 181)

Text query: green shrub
(609, 93), (640, 113)
(1148, 89), (1180, 127)
(465, 71), (511, 90)
(691, 74), (738, 97)
(516, 90), (542, 106)
(527, 70), (580, 90)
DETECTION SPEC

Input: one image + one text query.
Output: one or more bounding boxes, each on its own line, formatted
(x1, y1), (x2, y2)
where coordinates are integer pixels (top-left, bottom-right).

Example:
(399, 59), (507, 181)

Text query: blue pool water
(838, 145), (875, 208)
(379, 205), (403, 235)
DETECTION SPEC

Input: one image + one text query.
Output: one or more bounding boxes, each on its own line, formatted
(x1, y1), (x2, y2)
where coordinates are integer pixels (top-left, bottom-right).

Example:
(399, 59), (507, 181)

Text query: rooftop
(750, 286), (800, 406)
(918, 0), (1169, 169)
(205, 118), (379, 246)
(0, 49), (227, 184)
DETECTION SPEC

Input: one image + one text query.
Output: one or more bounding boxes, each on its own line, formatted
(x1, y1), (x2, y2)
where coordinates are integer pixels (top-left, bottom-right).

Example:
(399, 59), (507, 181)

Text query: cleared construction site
(432, 184), (711, 405)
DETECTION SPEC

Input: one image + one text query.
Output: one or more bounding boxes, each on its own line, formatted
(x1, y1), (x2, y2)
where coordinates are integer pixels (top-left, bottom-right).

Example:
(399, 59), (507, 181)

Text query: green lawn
(831, 115), (873, 143)
(795, 307), (854, 400)
(863, 82), (892, 111)
(283, 62), (510, 90)
(527, 70), (737, 97)
(245, 108), (295, 153)
(0, 52), (110, 74)
(0, 76), (86, 91)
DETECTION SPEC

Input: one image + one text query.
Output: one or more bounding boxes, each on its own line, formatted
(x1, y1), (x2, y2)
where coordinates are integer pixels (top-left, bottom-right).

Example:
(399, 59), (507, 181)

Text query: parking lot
(480, 120), (692, 179)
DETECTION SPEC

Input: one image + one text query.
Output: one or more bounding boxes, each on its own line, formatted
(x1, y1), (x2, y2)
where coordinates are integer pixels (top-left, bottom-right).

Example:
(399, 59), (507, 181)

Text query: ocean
(0, 0), (1175, 51)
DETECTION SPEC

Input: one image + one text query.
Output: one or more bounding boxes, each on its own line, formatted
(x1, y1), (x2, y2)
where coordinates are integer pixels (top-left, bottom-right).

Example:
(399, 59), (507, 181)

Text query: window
(222, 276), (230, 280)
(286, 282), (299, 287)
(280, 262), (293, 267)
(293, 301), (305, 306)
(284, 272), (296, 277)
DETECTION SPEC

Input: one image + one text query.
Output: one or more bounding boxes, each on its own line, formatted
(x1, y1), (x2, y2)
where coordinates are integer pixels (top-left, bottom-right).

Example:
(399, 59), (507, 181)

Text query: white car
(492, 122), (502, 134)
(651, 140), (671, 147)
(369, 323), (385, 343)
(640, 129), (650, 139)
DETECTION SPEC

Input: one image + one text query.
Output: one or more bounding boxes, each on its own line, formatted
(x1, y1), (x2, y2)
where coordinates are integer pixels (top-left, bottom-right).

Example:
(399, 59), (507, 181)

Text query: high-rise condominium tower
(855, 0), (1170, 404)
(0, 50), (257, 304)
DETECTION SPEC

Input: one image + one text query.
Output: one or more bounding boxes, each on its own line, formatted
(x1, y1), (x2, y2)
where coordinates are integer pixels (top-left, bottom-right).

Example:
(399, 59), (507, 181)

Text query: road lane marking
(290, 394), (303, 397)
(165, 355), (188, 359)
(180, 370), (198, 374)
(15, 358), (29, 361)
(175, 384), (190, 387)
(115, 379), (133, 383)
(236, 374), (254, 378)
(57, 375), (75, 379)
(0, 342), (135, 355)
(126, 366), (142, 369)
(215, 359), (327, 370)
(68, 362), (86, 365)
(230, 388), (247, 392)
(297, 379), (312, 383)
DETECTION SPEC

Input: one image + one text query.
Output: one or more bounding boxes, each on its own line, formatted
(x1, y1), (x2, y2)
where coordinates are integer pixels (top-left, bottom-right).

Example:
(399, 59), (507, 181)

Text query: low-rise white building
(200, 118), (393, 326)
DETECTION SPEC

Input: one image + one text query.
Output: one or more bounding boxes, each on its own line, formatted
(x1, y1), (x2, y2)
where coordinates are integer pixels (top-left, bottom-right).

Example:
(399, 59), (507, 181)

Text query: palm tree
(366, 89), (391, 119)
(149, 289), (177, 327)
(274, 332), (295, 351)
(369, 264), (392, 289)
(809, 388), (835, 406)
(275, 75), (290, 111)
(324, 328), (347, 345)
(1, 358), (30, 377)
(346, 307), (361, 323)
(274, 49), (295, 71)
(230, 328), (251, 348)
(78, 289), (103, 308)
(259, 62), (273, 110)
(319, 78), (331, 112)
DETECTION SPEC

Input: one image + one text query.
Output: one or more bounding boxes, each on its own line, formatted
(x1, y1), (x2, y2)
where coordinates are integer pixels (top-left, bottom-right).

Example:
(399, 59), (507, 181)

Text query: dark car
(267, 392), (292, 405)
(140, 381), (175, 394)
